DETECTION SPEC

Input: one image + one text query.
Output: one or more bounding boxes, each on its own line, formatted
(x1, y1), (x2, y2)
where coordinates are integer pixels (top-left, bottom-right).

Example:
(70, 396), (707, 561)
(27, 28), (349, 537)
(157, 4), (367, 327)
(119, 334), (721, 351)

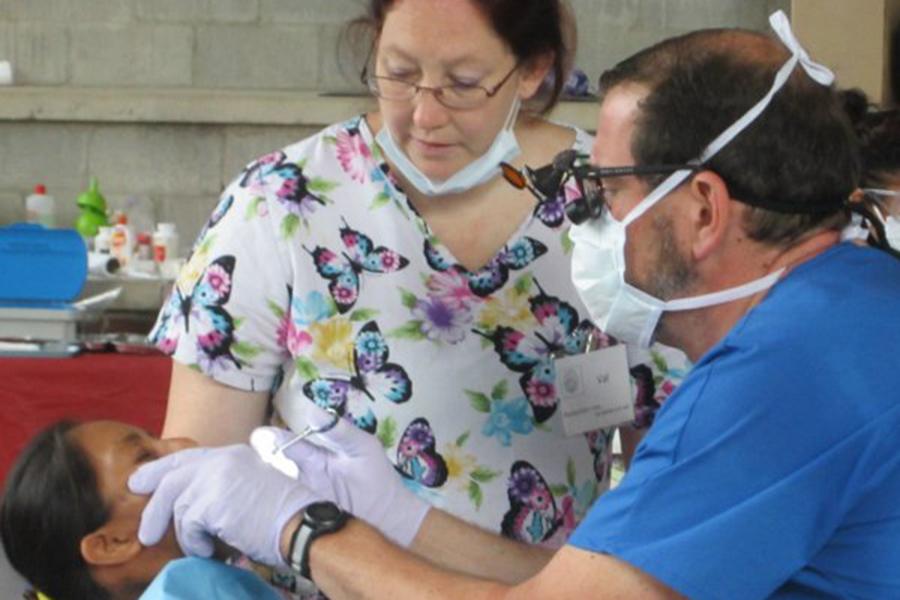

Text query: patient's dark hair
(0, 421), (111, 600)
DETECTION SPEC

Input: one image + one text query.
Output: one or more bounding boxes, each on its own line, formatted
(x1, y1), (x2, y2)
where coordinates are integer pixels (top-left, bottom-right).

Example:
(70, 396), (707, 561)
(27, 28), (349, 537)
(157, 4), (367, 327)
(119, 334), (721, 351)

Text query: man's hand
(259, 405), (430, 547)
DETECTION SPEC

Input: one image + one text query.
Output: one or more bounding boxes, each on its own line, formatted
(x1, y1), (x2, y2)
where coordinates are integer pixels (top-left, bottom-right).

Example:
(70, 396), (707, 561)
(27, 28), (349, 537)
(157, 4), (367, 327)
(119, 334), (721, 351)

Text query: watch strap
(288, 519), (316, 579)
(288, 502), (350, 581)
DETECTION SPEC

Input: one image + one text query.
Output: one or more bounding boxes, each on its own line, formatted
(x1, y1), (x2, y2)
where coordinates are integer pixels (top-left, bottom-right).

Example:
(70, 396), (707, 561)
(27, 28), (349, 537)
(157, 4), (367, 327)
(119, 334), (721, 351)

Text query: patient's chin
(151, 525), (184, 561)
(154, 524), (235, 562)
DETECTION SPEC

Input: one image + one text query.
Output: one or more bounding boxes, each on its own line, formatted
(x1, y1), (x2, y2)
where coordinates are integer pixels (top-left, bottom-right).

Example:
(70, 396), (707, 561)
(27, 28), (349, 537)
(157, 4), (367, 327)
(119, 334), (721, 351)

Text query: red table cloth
(0, 353), (171, 485)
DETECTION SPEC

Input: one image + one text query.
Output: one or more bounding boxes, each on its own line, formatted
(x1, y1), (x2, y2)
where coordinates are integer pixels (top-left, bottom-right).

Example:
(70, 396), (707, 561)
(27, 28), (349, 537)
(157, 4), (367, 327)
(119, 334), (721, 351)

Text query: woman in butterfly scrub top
(150, 0), (687, 545)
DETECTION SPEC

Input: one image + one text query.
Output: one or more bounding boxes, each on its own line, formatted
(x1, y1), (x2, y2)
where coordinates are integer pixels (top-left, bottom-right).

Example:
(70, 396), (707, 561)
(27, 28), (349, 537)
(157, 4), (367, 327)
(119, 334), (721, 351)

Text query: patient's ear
(81, 519), (143, 566)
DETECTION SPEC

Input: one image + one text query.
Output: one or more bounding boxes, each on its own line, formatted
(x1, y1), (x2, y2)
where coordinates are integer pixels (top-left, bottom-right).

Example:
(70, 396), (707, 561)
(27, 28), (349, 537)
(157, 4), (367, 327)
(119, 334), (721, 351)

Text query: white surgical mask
(570, 10), (832, 348)
(375, 97), (521, 196)
(569, 193), (785, 349)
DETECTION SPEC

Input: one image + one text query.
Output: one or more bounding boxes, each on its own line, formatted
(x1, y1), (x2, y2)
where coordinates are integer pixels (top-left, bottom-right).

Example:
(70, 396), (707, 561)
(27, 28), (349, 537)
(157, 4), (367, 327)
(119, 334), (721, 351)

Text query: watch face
(307, 501), (343, 524)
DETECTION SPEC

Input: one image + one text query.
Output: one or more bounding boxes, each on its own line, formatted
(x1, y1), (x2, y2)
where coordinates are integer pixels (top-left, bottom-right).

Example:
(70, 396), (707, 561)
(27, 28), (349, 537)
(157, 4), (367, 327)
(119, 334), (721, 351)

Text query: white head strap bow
(623, 10), (835, 226)
(768, 10), (835, 86)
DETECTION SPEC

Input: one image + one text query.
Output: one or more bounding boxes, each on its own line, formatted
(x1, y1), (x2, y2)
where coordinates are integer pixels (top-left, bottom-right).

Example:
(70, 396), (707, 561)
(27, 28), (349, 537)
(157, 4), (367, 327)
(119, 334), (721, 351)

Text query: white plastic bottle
(130, 232), (157, 275)
(25, 184), (56, 228)
(153, 222), (180, 278)
(110, 212), (135, 267)
(94, 226), (113, 254)
(152, 222), (179, 262)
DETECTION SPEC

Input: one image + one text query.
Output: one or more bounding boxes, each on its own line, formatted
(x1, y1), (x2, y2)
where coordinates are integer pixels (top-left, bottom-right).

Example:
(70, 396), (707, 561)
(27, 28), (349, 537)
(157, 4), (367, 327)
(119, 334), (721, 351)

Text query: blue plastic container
(0, 223), (87, 307)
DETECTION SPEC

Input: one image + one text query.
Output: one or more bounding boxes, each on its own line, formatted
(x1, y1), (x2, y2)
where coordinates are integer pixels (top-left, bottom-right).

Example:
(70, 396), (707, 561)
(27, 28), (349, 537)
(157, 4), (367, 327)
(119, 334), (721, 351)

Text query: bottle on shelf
(94, 226), (113, 254)
(25, 184), (56, 228)
(109, 212), (135, 267)
(153, 222), (181, 279)
(129, 231), (157, 275)
(136, 232), (153, 261)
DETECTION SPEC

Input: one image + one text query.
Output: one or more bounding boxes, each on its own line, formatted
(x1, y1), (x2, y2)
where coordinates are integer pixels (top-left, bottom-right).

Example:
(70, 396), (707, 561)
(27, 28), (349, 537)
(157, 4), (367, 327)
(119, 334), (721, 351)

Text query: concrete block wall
(0, 0), (789, 255)
(0, 122), (320, 254)
(572, 0), (790, 80)
(0, 0), (368, 91)
(0, 0), (789, 90)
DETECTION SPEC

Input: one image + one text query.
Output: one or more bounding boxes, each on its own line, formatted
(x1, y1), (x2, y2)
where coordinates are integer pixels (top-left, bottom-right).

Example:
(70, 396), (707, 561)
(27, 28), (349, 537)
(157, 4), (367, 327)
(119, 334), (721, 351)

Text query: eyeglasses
(862, 188), (900, 216)
(361, 62), (519, 110)
(846, 189), (900, 255)
(501, 149), (699, 224)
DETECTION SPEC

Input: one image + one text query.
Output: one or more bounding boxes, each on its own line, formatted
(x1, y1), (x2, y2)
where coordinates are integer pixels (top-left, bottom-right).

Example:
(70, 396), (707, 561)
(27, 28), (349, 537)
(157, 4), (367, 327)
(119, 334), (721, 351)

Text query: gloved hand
(128, 444), (321, 567)
(258, 406), (430, 547)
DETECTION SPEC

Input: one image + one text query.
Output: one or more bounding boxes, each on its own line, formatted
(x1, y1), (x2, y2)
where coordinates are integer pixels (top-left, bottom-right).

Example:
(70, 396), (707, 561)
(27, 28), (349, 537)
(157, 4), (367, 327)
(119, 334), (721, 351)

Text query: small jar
(152, 222), (179, 264)
(136, 232), (153, 261)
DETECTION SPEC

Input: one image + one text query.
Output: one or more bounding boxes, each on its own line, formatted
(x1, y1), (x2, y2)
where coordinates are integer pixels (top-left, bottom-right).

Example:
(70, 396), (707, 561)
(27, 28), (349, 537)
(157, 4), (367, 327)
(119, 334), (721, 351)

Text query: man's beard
(646, 213), (696, 300)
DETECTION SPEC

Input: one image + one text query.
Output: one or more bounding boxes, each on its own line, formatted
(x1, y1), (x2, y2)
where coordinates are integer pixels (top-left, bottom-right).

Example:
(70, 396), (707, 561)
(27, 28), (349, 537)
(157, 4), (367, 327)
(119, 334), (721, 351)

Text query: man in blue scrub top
(129, 13), (900, 599)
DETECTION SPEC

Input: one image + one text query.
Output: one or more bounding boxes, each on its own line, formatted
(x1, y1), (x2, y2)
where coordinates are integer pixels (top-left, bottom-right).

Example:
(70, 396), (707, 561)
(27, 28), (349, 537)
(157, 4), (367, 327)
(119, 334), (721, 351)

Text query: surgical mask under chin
(570, 10), (827, 348)
(375, 98), (521, 197)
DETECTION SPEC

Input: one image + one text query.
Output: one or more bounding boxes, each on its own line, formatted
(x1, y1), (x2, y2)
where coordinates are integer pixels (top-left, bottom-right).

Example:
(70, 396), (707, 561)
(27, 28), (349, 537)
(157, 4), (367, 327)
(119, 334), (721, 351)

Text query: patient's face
(71, 421), (196, 559)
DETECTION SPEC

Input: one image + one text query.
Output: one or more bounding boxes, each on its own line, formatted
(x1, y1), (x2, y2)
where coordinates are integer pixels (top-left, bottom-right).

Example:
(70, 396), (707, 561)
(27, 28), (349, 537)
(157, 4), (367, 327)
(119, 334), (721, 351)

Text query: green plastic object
(77, 177), (108, 212)
(75, 209), (108, 238)
(75, 177), (108, 237)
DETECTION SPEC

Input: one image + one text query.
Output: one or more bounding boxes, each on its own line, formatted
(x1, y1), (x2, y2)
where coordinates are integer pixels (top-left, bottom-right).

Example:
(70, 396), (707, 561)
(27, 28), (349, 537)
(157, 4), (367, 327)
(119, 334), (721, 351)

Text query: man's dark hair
(1, 422), (111, 600)
(599, 28), (861, 245)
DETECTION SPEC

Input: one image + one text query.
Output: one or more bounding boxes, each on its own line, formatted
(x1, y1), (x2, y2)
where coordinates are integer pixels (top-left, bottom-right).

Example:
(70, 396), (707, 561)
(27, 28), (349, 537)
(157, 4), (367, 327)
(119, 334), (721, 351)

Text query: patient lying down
(0, 421), (281, 600)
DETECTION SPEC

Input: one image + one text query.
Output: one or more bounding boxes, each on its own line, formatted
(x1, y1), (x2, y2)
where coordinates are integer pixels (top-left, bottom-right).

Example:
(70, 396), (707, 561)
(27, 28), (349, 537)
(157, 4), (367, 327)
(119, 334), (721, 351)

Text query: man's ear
(80, 519), (143, 566)
(686, 170), (735, 261)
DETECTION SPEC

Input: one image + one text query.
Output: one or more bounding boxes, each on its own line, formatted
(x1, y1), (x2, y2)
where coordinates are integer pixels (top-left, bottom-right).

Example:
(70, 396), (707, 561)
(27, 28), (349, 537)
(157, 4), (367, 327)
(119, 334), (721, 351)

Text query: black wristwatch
(288, 501), (350, 580)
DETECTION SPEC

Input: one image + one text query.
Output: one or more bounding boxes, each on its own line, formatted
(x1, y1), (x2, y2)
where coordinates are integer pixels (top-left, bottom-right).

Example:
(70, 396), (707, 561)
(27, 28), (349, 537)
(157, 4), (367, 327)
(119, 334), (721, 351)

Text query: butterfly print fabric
(302, 321), (412, 433)
(476, 281), (598, 423)
(502, 461), (561, 544)
(395, 417), (448, 488)
(309, 221), (410, 313)
(151, 255), (240, 374)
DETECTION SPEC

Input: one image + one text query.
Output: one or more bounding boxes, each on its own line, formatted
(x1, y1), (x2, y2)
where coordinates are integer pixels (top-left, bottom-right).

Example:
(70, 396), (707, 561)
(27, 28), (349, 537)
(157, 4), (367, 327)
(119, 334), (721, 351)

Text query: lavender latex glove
(128, 444), (321, 567)
(255, 407), (430, 547)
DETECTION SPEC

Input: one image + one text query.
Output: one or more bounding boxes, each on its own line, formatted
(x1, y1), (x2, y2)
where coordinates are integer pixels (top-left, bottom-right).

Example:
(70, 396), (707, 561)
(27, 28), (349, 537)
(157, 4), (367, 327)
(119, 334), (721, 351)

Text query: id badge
(556, 344), (634, 436)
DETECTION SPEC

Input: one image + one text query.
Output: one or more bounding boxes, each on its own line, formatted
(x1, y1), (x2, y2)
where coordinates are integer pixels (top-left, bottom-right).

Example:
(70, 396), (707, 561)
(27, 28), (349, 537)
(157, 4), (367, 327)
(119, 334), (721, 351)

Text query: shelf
(81, 276), (172, 312)
(0, 86), (598, 130)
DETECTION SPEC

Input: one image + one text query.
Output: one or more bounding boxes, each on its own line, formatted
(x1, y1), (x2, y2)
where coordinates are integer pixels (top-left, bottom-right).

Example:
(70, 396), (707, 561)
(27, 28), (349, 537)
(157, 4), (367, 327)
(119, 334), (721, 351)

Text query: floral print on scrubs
(150, 116), (689, 546)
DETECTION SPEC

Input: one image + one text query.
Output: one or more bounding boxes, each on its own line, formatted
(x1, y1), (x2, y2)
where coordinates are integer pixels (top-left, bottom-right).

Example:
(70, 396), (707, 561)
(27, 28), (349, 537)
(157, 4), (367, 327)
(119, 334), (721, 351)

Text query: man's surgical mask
(376, 98), (521, 197)
(569, 187), (785, 349)
(570, 10), (830, 348)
